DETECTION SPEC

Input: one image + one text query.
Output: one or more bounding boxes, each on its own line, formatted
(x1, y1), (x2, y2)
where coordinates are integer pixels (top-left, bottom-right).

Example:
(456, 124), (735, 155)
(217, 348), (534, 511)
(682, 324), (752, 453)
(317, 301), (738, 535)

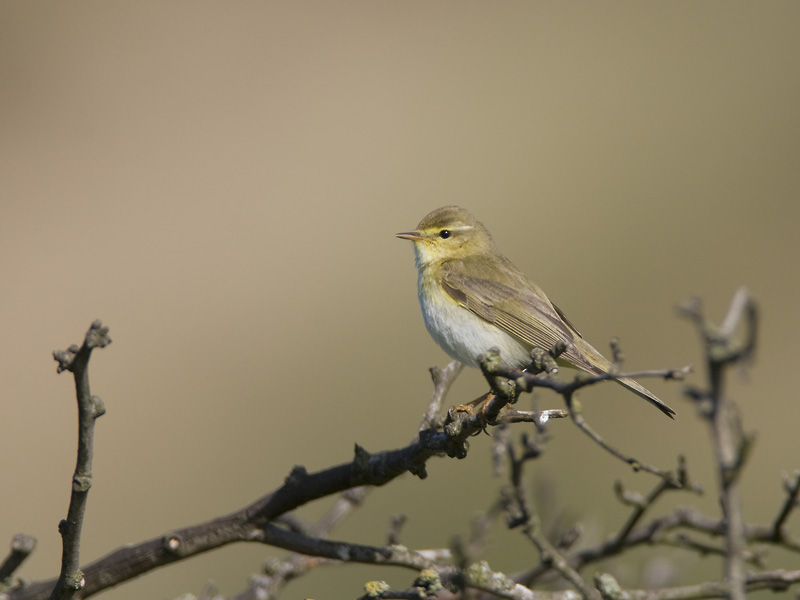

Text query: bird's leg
(451, 392), (495, 434)
(451, 391), (512, 433)
(452, 391), (496, 414)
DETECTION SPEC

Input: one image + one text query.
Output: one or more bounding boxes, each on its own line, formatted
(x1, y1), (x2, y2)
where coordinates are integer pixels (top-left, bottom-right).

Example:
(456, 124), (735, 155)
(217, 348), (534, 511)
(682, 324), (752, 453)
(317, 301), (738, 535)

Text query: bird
(396, 205), (676, 419)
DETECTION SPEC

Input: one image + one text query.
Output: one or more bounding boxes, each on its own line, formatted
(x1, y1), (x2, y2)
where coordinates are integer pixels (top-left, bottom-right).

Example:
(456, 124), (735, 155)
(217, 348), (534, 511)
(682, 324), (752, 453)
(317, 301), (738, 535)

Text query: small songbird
(397, 206), (676, 419)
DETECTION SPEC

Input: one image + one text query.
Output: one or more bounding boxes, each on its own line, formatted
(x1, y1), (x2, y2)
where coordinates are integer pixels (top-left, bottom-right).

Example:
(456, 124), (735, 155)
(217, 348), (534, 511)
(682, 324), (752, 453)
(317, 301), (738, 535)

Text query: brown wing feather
(552, 302), (582, 338)
(439, 260), (676, 419)
(440, 260), (593, 370)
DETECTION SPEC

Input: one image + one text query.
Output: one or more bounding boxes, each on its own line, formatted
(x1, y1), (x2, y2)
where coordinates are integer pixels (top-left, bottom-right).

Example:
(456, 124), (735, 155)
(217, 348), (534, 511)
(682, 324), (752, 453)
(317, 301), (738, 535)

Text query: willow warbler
(397, 205), (676, 419)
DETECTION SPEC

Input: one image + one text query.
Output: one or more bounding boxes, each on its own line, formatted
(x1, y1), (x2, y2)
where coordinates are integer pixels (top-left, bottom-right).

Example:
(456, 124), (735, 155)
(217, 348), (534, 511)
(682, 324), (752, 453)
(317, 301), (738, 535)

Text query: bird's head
(396, 205), (496, 268)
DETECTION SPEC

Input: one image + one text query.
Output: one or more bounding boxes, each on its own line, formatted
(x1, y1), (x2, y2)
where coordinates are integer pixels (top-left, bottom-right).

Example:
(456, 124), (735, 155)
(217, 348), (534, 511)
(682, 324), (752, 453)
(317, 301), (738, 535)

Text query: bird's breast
(416, 269), (531, 368)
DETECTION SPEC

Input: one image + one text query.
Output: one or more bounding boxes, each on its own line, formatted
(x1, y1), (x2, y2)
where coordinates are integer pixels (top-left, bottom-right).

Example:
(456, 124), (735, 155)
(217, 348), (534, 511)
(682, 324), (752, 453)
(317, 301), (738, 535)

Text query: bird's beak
(395, 231), (424, 241)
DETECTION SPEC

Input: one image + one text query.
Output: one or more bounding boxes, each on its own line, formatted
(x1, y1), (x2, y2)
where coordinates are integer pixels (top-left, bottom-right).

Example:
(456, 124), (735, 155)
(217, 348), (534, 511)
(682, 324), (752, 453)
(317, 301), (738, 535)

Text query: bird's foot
(452, 392), (503, 434)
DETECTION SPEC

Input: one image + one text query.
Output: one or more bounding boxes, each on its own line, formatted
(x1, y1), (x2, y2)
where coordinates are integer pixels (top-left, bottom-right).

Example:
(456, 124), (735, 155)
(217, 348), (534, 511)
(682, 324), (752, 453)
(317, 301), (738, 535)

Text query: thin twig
(49, 321), (110, 600)
(659, 533), (765, 567)
(564, 394), (677, 482)
(500, 421), (597, 599)
(772, 470), (800, 539)
(610, 457), (699, 549)
(478, 351), (688, 482)
(418, 360), (464, 433)
(517, 472), (798, 589)
(595, 569), (800, 600)
(497, 408), (569, 426)
(0, 534), (37, 583)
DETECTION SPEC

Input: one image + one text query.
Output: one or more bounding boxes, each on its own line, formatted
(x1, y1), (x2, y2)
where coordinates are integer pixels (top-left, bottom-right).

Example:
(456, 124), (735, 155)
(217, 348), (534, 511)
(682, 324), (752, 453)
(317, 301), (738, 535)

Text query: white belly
(418, 278), (531, 369)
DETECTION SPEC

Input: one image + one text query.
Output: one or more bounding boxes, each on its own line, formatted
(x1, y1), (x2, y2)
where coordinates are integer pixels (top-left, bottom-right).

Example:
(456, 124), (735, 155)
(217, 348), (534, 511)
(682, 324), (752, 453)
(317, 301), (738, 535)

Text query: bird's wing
(440, 261), (677, 418)
(440, 261), (597, 372)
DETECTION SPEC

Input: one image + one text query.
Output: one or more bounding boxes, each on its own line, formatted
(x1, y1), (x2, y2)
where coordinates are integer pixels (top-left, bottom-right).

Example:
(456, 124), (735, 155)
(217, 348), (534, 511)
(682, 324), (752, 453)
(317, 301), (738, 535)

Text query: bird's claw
(452, 392), (498, 435)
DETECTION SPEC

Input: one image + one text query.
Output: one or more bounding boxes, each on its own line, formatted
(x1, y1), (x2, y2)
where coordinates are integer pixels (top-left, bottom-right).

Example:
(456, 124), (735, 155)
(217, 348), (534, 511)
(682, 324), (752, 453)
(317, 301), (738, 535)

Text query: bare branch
(499, 420), (597, 599)
(418, 361), (464, 432)
(772, 470), (800, 540)
(564, 398), (676, 482)
(0, 534), (37, 583)
(659, 533), (766, 567)
(610, 457), (701, 550)
(387, 514), (408, 546)
(238, 362), (465, 598)
(242, 528), (580, 600)
(680, 288), (757, 600)
(10, 357), (479, 600)
(356, 569), (443, 600)
(595, 569), (800, 599)
(11, 292), (797, 600)
(49, 321), (110, 600)
(478, 349), (688, 482)
(498, 408), (569, 426)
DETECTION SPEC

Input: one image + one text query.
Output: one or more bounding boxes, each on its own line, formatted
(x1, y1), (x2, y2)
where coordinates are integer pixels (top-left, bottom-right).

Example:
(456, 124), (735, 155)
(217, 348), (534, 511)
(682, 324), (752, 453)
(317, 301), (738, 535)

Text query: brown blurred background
(2, 2), (799, 598)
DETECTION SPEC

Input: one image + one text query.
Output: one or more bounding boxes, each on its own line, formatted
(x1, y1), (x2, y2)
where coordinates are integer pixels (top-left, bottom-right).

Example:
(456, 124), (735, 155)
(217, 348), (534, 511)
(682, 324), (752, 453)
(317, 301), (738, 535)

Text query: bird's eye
(438, 230), (451, 239)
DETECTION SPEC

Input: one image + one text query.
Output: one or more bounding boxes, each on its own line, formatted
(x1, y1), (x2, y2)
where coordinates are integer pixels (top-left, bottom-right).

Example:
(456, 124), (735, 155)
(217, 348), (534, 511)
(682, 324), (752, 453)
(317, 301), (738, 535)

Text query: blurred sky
(1, 2), (799, 599)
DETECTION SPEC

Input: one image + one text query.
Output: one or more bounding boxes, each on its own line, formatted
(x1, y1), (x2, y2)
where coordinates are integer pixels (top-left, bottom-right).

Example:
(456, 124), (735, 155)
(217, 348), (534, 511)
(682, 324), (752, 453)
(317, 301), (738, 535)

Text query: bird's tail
(614, 376), (677, 420)
(571, 337), (677, 420)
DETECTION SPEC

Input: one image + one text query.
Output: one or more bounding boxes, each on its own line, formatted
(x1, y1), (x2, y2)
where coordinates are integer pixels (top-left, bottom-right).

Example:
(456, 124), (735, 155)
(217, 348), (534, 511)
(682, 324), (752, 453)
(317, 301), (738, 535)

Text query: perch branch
(479, 349), (689, 483)
(238, 360), (465, 599)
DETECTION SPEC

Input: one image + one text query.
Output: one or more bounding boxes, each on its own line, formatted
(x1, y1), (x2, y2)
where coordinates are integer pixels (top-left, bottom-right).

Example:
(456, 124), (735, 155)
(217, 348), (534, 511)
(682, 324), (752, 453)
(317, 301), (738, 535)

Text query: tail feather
(569, 338), (677, 419)
(614, 376), (677, 420)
